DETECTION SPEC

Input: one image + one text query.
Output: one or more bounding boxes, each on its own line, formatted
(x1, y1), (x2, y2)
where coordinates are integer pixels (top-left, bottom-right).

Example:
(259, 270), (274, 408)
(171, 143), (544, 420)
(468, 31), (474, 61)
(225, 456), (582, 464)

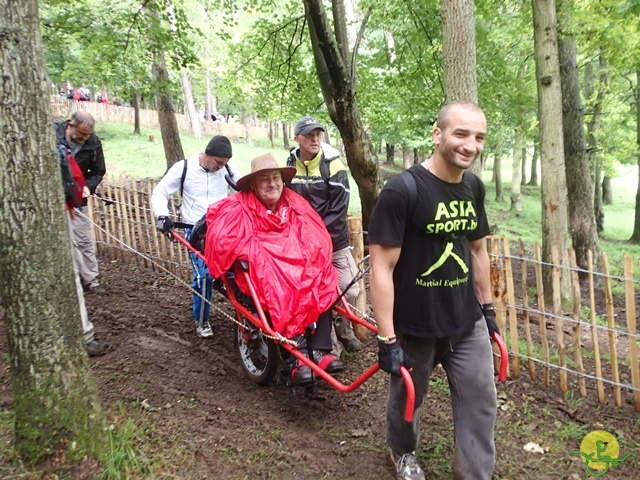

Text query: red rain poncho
(204, 188), (338, 338)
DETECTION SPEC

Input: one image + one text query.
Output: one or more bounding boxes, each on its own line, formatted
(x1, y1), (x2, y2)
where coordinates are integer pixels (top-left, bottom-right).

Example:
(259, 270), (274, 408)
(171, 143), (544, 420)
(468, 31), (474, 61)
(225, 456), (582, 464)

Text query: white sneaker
(196, 322), (213, 338)
(390, 450), (425, 480)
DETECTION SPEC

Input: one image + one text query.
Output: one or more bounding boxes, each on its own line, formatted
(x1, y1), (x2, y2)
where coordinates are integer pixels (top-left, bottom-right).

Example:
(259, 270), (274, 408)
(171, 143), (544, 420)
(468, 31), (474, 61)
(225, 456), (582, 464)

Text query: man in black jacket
(55, 111), (106, 293)
(286, 116), (363, 354)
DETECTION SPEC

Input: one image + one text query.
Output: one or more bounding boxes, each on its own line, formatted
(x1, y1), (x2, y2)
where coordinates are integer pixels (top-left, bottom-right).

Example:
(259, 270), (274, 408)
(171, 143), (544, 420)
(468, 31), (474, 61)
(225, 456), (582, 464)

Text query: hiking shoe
(313, 351), (344, 374)
(291, 361), (314, 386)
(87, 285), (106, 294)
(340, 337), (363, 352)
(196, 321), (213, 338)
(390, 450), (425, 480)
(86, 339), (110, 357)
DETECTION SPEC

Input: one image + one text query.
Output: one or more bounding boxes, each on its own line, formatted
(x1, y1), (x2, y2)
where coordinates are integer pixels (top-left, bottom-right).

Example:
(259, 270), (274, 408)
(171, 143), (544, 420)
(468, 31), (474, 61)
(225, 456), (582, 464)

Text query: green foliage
(100, 405), (154, 479)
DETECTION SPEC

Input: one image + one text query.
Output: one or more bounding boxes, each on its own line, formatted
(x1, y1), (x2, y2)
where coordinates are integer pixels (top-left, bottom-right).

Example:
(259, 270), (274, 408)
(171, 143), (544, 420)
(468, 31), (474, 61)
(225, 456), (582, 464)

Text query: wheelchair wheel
(234, 314), (278, 385)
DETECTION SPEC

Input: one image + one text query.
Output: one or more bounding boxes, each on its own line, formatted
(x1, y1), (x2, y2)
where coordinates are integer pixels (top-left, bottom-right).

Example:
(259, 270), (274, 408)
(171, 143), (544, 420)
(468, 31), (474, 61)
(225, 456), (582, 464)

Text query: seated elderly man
(204, 153), (343, 385)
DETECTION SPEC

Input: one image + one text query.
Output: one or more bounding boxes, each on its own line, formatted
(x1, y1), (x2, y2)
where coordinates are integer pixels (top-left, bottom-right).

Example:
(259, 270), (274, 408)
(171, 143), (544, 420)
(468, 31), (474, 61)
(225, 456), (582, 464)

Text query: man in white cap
(286, 116), (363, 354)
(151, 135), (241, 338)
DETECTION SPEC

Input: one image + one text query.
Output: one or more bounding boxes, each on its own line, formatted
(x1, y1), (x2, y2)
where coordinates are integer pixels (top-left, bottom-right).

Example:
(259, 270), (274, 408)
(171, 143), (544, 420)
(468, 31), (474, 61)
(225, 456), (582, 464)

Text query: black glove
(481, 303), (499, 338)
(378, 341), (413, 376)
(156, 216), (174, 233)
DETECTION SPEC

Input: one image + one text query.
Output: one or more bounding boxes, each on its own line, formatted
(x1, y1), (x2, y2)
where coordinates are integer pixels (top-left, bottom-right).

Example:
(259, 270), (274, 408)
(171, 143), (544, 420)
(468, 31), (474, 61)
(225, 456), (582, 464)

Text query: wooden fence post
(502, 237), (520, 377)
(519, 239), (536, 381)
(551, 246), (567, 392)
(587, 250), (606, 403)
(623, 254), (640, 411)
(534, 242), (550, 386)
(568, 248), (586, 398)
(601, 252), (622, 407)
(347, 213), (370, 341)
(487, 235), (506, 376)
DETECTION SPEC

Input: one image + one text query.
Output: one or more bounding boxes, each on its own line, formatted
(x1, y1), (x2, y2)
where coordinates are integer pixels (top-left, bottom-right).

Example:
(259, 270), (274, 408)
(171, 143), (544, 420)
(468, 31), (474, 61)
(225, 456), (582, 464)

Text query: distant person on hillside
(286, 116), (363, 355)
(55, 111), (107, 295)
(151, 135), (241, 338)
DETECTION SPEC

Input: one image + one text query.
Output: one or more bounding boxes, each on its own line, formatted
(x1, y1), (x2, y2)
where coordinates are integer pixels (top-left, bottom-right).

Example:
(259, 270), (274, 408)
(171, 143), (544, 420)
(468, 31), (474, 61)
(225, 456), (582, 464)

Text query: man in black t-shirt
(368, 102), (498, 480)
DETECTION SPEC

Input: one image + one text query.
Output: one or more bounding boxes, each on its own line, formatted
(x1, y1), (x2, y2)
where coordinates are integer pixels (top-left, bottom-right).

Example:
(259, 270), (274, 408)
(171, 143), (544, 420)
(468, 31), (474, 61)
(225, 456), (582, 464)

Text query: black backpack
(399, 169), (482, 229)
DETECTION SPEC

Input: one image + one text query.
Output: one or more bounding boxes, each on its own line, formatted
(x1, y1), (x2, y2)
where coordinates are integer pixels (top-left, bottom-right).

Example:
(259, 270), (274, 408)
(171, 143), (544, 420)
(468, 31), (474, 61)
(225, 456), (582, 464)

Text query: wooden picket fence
(87, 176), (640, 412)
(51, 97), (269, 140)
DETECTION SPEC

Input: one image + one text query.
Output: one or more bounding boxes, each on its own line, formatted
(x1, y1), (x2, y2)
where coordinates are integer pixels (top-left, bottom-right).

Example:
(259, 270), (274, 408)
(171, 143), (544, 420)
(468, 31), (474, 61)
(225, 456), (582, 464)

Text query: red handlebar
(492, 332), (508, 382)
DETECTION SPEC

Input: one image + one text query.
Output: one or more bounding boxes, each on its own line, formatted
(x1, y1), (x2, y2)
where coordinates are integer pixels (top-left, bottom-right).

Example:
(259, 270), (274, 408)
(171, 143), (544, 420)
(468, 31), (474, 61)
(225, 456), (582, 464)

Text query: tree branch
(350, 6), (372, 86)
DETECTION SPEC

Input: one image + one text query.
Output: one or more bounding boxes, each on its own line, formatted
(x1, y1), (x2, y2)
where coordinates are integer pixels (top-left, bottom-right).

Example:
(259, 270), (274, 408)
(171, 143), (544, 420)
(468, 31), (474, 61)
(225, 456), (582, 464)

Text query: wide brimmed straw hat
(235, 153), (297, 191)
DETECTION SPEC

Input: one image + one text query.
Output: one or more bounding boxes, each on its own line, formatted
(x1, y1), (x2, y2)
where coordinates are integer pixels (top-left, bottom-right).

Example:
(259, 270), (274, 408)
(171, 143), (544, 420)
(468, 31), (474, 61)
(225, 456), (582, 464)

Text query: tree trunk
(242, 105), (253, 147)
(385, 144), (395, 165)
(558, 4), (599, 270)
(521, 146), (528, 185)
(510, 131), (523, 211)
(181, 72), (201, 139)
(585, 56), (607, 233)
(153, 51), (185, 168)
(441, 0), (481, 177)
(282, 122), (290, 150)
(602, 176), (613, 204)
(205, 74), (214, 122)
(0, 0), (108, 467)
(494, 151), (504, 202)
(269, 121), (275, 148)
(133, 92), (141, 135)
(631, 69), (640, 242)
(532, 0), (572, 307)
(402, 146), (412, 170)
(528, 140), (539, 185)
(305, 0), (379, 228)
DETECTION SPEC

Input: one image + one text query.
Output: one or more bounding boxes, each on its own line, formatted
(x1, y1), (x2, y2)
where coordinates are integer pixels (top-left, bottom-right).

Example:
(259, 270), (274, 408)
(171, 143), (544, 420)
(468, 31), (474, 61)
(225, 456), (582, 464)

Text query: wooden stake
(568, 248), (586, 397)
(105, 182), (117, 260)
(132, 179), (148, 269)
(503, 237), (520, 377)
(147, 181), (162, 272)
(623, 254), (640, 411)
(487, 235), (505, 375)
(347, 213), (369, 342)
(519, 239), (536, 381)
(118, 176), (133, 264)
(601, 251), (622, 407)
(587, 250), (605, 403)
(551, 246), (567, 392)
(113, 177), (126, 262)
(534, 242), (550, 385)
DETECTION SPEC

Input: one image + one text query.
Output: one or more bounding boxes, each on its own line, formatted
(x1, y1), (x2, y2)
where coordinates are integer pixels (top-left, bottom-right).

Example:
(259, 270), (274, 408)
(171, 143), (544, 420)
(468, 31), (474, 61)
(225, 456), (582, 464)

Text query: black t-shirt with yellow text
(368, 164), (490, 338)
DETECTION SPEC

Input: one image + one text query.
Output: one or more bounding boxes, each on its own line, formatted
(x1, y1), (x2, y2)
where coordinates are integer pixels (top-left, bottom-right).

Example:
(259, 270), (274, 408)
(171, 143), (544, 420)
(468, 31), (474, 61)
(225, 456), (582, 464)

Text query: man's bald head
(436, 102), (484, 131)
(70, 111), (95, 129)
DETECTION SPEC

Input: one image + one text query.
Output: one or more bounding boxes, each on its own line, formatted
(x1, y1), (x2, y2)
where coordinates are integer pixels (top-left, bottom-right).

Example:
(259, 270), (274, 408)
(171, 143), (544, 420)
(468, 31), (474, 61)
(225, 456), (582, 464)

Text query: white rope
(77, 208), (296, 346)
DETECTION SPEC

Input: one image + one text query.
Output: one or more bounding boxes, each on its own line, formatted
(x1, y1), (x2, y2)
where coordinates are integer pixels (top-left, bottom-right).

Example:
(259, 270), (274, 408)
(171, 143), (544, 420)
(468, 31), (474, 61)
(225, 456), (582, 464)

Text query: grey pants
(68, 215), (94, 342)
(71, 205), (100, 287)
(332, 246), (360, 343)
(386, 318), (497, 480)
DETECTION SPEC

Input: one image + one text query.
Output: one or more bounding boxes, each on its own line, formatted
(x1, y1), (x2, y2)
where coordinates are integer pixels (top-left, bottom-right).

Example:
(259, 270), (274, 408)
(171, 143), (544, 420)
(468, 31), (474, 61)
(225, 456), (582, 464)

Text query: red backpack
(58, 144), (85, 212)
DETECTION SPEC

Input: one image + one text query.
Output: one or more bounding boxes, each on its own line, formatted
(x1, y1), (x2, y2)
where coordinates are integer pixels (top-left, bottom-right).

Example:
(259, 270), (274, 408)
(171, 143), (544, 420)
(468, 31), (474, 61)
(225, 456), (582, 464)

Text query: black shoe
(313, 351), (344, 374)
(87, 284), (106, 294)
(86, 339), (110, 357)
(340, 337), (363, 352)
(291, 361), (314, 386)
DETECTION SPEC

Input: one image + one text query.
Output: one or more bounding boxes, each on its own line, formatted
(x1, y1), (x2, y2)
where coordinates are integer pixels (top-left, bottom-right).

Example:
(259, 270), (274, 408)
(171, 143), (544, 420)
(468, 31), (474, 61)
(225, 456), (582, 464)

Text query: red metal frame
(171, 231), (508, 422)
